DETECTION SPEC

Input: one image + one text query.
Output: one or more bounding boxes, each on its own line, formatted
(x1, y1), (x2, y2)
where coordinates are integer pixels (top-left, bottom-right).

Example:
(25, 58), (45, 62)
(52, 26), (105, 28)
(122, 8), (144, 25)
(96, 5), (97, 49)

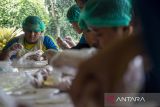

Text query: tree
(0, 0), (50, 28)
(44, 0), (80, 41)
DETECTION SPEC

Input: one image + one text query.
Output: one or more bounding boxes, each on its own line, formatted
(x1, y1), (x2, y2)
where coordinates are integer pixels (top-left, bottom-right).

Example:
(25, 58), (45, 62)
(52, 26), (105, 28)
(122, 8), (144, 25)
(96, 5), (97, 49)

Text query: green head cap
(80, 0), (132, 28)
(67, 4), (81, 23)
(22, 16), (45, 32)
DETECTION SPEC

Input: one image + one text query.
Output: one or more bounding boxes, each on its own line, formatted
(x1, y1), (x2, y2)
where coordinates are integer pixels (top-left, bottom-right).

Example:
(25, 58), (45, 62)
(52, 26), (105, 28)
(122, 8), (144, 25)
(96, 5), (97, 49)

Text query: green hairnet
(67, 4), (81, 23)
(22, 16), (45, 32)
(80, 0), (132, 28)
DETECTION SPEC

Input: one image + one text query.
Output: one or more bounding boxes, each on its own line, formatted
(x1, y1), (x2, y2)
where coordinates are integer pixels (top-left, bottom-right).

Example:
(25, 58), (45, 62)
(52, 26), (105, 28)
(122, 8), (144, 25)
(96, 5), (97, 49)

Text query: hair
(75, 0), (88, 4)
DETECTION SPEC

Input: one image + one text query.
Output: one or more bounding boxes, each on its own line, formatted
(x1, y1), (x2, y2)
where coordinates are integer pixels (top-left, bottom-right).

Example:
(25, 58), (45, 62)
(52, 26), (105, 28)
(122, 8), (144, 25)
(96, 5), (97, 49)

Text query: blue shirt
(71, 35), (90, 49)
(79, 36), (87, 44)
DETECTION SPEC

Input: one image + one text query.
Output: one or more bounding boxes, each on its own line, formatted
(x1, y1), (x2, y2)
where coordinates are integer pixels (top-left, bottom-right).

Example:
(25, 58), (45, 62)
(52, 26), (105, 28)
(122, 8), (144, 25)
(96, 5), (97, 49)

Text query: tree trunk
(49, 0), (60, 37)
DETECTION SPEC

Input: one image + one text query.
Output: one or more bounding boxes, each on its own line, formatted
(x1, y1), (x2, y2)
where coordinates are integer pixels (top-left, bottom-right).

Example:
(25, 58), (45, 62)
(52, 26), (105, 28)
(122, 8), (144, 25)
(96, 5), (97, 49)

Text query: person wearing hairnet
(52, 4), (98, 68)
(70, 0), (146, 107)
(57, 4), (91, 49)
(52, 0), (133, 68)
(0, 16), (58, 60)
(70, 0), (160, 105)
(74, 0), (99, 49)
(79, 0), (133, 49)
(68, 4), (98, 49)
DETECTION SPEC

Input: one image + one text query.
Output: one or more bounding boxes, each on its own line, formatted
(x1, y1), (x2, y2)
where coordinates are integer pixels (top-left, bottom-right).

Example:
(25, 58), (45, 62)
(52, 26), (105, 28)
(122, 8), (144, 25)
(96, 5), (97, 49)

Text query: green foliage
(0, 0), (79, 43)
(0, 27), (22, 50)
(45, 0), (80, 40)
(0, 0), (49, 28)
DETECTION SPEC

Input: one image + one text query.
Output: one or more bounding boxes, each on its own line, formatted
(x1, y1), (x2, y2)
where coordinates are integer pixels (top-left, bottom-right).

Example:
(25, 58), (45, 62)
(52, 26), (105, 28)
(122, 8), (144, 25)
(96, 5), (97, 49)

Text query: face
(24, 30), (42, 43)
(71, 22), (83, 34)
(89, 26), (132, 49)
(75, 0), (85, 9)
(83, 30), (98, 48)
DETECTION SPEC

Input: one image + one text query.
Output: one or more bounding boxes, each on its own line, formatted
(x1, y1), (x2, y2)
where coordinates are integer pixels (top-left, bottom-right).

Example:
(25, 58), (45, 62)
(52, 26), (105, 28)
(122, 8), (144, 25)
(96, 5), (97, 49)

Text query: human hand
(64, 36), (76, 47)
(9, 43), (23, 51)
(56, 37), (71, 49)
(42, 49), (58, 63)
(27, 54), (43, 61)
(30, 65), (53, 88)
(8, 43), (23, 58)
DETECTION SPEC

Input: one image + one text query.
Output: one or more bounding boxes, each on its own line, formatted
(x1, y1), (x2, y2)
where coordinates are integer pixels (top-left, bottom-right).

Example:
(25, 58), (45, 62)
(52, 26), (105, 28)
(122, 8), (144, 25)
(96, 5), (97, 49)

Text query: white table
(12, 88), (73, 107)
